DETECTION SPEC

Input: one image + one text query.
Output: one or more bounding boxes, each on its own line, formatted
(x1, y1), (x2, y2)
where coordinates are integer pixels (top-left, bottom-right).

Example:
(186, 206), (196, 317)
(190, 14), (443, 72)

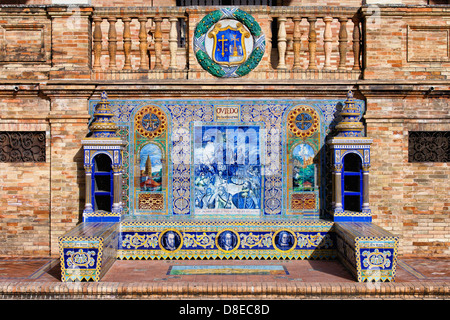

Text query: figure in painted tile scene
(215, 186), (233, 209)
(232, 181), (259, 209)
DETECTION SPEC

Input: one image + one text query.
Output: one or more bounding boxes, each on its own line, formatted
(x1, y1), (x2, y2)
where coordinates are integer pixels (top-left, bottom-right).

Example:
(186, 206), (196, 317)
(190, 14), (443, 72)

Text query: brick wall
(48, 6), (93, 79)
(365, 94), (450, 257)
(360, 6), (450, 257)
(0, 89), (92, 256)
(0, 7), (51, 80)
(0, 97), (51, 256)
(45, 92), (92, 256)
(363, 6), (450, 80)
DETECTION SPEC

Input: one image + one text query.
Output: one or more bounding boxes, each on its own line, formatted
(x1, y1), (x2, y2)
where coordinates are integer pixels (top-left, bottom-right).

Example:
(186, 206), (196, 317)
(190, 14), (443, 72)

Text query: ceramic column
(84, 165), (94, 213)
(333, 164), (343, 213)
(112, 165), (123, 213)
(362, 164), (371, 213)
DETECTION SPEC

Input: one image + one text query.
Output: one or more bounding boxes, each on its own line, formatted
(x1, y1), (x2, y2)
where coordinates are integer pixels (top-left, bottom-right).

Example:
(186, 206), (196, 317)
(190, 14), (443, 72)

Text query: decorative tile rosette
(287, 105), (320, 138)
(134, 105), (167, 139)
(193, 7), (265, 78)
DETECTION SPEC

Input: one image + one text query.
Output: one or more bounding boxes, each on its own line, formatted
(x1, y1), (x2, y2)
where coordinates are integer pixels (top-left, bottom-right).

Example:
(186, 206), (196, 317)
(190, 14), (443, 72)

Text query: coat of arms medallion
(193, 7), (265, 78)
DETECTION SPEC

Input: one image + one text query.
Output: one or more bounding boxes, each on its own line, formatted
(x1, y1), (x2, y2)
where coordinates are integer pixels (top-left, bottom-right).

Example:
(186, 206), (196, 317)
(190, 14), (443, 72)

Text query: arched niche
(341, 152), (363, 213)
(284, 104), (323, 217)
(133, 105), (169, 215)
(92, 153), (114, 212)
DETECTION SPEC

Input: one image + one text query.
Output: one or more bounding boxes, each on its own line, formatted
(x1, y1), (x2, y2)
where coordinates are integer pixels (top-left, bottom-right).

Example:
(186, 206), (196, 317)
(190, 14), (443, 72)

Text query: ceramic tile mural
(88, 98), (364, 218)
(193, 124), (263, 217)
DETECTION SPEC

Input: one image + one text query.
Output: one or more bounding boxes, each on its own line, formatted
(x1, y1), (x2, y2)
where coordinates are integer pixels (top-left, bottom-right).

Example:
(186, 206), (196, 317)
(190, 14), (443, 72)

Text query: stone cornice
(360, 5), (450, 17)
(39, 84), (97, 100)
(0, 80), (448, 99)
(356, 81), (450, 98)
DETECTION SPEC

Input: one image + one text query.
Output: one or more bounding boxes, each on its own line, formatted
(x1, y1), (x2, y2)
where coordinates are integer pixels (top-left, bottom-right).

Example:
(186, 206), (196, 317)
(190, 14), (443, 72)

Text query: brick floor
(0, 256), (448, 299)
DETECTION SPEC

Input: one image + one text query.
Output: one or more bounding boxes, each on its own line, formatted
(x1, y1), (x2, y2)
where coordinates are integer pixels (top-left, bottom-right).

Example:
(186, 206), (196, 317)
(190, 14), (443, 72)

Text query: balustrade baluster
(154, 17), (163, 70)
(352, 17), (361, 71)
(292, 17), (302, 70)
(307, 17), (317, 70)
(267, 16), (273, 69)
(138, 17), (148, 70)
(338, 17), (348, 70)
(122, 17), (132, 70)
(323, 16), (333, 71)
(169, 17), (179, 70)
(89, 8), (362, 78)
(92, 17), (103, 71)
(107, 17), (117, 70)
(277, 17), (287, 70)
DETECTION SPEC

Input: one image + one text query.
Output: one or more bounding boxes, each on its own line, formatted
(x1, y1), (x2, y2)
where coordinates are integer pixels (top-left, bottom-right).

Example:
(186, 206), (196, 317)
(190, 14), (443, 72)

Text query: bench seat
(335, 222), (399, 282)
(117, 217), (336, 260)
(58, 219), (400, 283)
(59, 222), (119, 282)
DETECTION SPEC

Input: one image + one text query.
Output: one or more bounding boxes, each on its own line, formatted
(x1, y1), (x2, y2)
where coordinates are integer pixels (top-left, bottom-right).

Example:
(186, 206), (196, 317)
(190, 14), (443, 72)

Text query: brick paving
(0, 257), (448, 300)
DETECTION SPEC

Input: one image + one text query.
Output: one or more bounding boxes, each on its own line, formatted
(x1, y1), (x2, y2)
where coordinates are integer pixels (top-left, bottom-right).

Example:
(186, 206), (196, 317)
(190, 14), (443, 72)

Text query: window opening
(342, 153), (363, 212)
(92, 154), (114, 212)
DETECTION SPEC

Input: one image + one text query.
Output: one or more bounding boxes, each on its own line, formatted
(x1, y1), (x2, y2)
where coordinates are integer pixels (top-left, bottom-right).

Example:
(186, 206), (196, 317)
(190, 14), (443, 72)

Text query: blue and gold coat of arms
(209, 22), (250, 66)
(194, 8), (265, 78)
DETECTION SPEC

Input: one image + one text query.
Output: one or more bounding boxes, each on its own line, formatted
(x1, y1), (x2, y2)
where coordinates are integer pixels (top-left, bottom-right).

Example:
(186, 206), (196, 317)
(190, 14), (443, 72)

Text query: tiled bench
(117, 217), (336, 261)
(59, 222), (120, 282)
(58, 219), (400, 283)
(334, 222), (399, 282)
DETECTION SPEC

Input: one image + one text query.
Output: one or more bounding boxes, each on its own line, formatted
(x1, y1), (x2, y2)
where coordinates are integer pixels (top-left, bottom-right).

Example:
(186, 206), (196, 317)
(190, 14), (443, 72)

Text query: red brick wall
(363, 6), (450, 80)
(48, 113), (89, 256)
(0, 98), (51, 256)
(365, 95), (450, 257)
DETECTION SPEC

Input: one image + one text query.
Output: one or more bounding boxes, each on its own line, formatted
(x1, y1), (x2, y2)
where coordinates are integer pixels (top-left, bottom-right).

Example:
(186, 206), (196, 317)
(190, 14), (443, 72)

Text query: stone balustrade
(91, 7), (187, 80)
(1, 5), (449, 82)
(90, 6), (362, 80)
(269, 7), (362, 79)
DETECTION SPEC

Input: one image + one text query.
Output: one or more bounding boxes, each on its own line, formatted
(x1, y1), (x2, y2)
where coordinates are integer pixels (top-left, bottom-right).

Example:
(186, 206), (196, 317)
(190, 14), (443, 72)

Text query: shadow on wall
(74, 147), (86, 223)
(428, 0), (449, 4)
(0, 1), (32, 4)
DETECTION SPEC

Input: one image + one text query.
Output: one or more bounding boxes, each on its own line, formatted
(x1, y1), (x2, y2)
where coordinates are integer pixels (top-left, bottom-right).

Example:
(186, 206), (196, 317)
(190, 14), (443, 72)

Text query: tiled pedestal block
(59, 222), (119, 282)
(335, 222), (399, 282)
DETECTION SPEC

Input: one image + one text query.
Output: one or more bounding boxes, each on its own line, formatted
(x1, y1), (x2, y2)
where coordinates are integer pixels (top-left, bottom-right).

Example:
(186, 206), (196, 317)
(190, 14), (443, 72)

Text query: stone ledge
(0, 281), (448, 299)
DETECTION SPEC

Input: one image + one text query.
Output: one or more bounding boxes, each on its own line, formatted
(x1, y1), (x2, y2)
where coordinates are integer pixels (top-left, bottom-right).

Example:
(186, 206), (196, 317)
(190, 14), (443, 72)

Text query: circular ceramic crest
(159, 229), (183, 253)
(287, 105), (320, 138)
(216, 229), (240, 253)
(193, 7), (265, 78)
(272, 230), (297, 253)
(134, 105), (167, 139)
